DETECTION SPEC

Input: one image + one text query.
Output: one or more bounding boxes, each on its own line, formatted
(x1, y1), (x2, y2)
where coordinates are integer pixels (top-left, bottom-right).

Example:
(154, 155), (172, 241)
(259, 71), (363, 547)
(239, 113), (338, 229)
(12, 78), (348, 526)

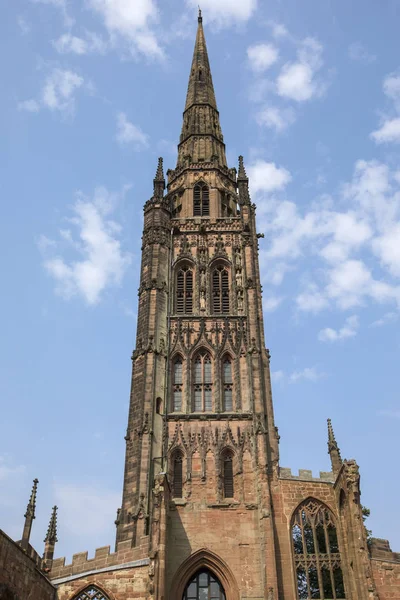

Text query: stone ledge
(51, 558), (150, 585)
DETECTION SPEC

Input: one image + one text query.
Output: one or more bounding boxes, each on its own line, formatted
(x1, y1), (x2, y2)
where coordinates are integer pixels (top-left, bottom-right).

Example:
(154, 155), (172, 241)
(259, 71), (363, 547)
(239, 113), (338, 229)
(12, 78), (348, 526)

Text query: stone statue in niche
(235, 249), (242, 268)
(200, 269), (206, 289)
(235, 270), (242, 288)
(237, 290), (244, 311)
(200, 291), (206, 311)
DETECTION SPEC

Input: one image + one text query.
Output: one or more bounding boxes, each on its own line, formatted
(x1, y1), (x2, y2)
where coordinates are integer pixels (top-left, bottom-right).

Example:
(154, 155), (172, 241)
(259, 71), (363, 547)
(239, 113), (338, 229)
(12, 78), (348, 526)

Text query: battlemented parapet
(279, 467), (335, 483)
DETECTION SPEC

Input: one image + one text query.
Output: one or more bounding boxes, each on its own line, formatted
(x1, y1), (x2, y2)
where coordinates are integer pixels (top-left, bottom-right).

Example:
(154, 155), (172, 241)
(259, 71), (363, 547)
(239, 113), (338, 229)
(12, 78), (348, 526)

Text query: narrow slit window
(173, 454), (183, 498)
(173, 357), (183, 412)
(223, 453), (234, 498)
(212, 265), (230, 314)
(193, 183), (210, 216)
(176, 266), (193, 314)
(193, 351), (213, 412)
(222, 357), (233, 411)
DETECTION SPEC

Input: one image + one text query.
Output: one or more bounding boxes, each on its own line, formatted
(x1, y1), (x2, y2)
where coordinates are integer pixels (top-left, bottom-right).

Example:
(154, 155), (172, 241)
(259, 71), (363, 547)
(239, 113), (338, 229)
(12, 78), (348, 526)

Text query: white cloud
(370, 312), (398, 327)
(42, 69), (84, 112)
(88, 0), (163, 59)
(372, 224), (400, 276)
(116, 112), (149, 147)
(53, 32), (108, 55)
(30, 0), (74, 27)
(247, 43), (278, 73)
(290, 366), (325, 383)
(318, 315), (359, 342)
(296, 284), (329, 313)
(17, 15), (31, 35)
(186, 0), (257, 26)
(0, 456), (26, 482)
(248, 160), (291, 195)
(271, 370), (284, 382)
(263, 296), (283, 312)
(269, 22), (289, 40)
(371, 117), (400, 144)
(348, 42), (376, 64)
(18, 99), (40, 113)
(42, 186), (132, 305)
(277, 37), (325, 102)
(383, 73), (400, 106)
(54, 482), (120, 537)
(256, 106), (296, 132)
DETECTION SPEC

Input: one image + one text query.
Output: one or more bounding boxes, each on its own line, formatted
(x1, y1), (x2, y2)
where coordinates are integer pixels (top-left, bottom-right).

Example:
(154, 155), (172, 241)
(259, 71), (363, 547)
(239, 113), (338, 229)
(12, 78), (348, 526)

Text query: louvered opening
(212, 269), (221, 313)
(201, 185), (209, 216)
(221, 269), (229, 313)
(185, 269), (193, 313)
(223, 455), (234, 498)
(194, 185), (201, 216)
(173, 455), (183, 498)
(176, 270), (184, 313)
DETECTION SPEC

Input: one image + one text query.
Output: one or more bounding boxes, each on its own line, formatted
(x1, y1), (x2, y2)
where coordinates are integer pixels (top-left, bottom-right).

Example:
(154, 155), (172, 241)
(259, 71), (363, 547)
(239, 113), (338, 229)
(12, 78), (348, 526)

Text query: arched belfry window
(222, 356), (233, 411)
(184, 569), (226, 600)
(292, 499), (346, 600)
(222, 450), (234, 499)
(193, 183), (210, 216)
(172, 451), (183, 498)
(176, 265), (193, 313)
(212, 265), (229, 314)
(193, 350), (212, 412)
(72, 586), (110, 600)
(173, 356), (183, 412)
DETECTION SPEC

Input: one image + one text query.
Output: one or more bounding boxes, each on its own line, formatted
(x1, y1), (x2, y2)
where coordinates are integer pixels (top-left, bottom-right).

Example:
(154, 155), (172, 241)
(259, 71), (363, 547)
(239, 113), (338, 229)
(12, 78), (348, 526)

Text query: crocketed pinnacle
(237, 155), (251, 205)
(177, 13), (227, 167)
(24, 478), (38, 520)
(44, 506), (58, 544)
(327, 418), (342, 473)
(238, 155), (248, 180)
(153, 157), (165, 199)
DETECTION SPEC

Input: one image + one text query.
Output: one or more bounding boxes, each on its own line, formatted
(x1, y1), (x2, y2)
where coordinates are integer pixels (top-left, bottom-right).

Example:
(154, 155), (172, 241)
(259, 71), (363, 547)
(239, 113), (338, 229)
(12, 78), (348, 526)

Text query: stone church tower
(1, 11), (399, 600)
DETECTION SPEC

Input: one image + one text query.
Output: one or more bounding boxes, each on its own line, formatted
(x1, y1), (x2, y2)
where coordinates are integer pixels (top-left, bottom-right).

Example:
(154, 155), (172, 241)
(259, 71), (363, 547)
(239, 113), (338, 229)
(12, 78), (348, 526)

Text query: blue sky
(1, 0), (400, 562)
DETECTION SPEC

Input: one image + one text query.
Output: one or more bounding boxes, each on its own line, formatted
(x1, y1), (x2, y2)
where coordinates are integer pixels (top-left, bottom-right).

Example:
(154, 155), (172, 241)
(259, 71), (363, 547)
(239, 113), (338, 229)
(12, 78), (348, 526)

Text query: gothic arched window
(173, 357), (183, 412)
(212, 265), (229, 314)
(176, 265), (193, 314)
(222, 450), (234, 499)
(193, 183), (210, 216)
(184, 569), (226, 600)
(172, 451), (183, 498)
(72, 586), (110, 600)
(292, 499), (346, 600)
(222, 356), (233, 411)
(193, 350), (212, 412)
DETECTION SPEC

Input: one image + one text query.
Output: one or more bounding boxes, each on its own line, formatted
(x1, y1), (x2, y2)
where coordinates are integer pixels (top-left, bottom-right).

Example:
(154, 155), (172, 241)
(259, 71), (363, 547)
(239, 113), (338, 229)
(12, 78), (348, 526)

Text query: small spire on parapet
(153, 157), (165, 200)
(237, 155), (251, 205)
(21, 478), (38, 550)
(43, 506), (58, 568)
(327, 418), (342, 474)
(44, 506), (58, 545)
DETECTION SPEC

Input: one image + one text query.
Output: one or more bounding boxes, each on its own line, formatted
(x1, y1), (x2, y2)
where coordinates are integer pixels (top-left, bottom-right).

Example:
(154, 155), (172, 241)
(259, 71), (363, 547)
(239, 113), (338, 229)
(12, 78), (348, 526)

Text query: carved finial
(44, 506), (58, 544)
(153, 157), (165, 200)
(327, 418), (342, 473)
(238, 155), (248, 180)
(198, 6), (202, 22)
(24, 478), (38, 519)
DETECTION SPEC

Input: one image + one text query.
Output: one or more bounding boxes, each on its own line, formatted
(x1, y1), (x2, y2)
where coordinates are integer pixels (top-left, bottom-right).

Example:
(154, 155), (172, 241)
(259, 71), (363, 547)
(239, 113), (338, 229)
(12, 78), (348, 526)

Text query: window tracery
(72, 586), (110, 600)
(173, 357), (183, 412)
(292, 499), (346, 599)
(193, 350), (213, 412)
(222, 356), (233, 411)
(172, 451), (183, 498)
(193, 183), (210, 216)
(212, 265), (229, 313)
(176, 265), (193, 313)
(184, 569), (226, 600)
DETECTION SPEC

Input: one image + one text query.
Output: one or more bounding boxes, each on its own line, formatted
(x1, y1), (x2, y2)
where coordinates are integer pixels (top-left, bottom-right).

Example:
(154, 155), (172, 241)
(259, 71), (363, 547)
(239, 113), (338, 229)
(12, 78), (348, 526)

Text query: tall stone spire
(153, 157), (165, 200)
(177, 11), (227, 168)
(21, 478), (38, 551)
(237, 155), (251, 206)
(43, 506), (58, 568)
(327, 418), (343, 474)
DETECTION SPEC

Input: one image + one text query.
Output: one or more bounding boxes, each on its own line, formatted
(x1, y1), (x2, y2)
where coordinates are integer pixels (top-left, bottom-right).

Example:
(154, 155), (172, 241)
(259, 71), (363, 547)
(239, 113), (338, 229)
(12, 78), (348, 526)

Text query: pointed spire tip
(198, 6), (202, 23)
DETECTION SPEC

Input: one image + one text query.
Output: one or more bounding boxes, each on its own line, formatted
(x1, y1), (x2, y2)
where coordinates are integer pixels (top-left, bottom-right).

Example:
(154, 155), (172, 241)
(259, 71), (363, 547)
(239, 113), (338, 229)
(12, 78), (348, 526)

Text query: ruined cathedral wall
(370, 538), (400, 599)
(55, 563), (149, 600)
(0, 529), (55, 600)
(271, 471), (337, 600)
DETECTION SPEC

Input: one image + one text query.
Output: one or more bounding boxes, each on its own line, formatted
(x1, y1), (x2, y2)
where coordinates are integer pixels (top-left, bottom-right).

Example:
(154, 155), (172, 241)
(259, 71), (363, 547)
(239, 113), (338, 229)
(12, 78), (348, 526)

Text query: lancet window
(292, 499), (346, 599)
(184, 569), (226, 600)
(193, 182), (210, 216)
(222, 450), (234, 499)
(176, 265), (193, 313)
(173, 357), (183, 412)
(172, 451), (183, 498)
(72, 586), (110, 600)
(193, 350), (213, 412)
(212, 265), (229, 314)
(222, 356), (233, 411)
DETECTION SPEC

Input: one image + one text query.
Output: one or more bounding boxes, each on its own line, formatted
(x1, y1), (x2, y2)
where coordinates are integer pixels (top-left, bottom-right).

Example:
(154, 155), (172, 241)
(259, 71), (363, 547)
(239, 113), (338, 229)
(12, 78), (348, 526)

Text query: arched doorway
(183, 569), (226, 600)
